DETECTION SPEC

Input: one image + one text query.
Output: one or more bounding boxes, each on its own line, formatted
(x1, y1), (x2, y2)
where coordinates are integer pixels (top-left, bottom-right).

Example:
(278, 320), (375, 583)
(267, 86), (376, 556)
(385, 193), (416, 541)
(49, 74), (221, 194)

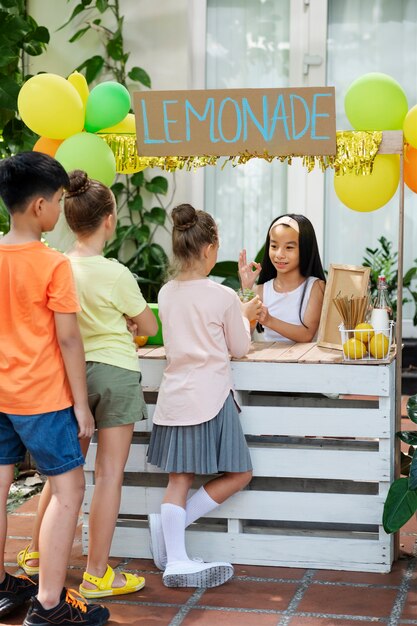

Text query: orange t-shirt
(0, 241), (81, 415)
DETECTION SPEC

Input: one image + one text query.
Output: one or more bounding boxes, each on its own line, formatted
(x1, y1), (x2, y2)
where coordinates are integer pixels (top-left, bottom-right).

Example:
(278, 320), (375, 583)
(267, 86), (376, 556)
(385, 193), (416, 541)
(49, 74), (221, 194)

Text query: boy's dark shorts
(0, 407), (84, 476)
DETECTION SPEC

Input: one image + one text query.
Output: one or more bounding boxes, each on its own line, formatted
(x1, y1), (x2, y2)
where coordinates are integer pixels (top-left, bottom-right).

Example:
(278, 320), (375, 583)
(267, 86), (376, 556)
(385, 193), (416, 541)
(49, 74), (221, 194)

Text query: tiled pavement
(4, 397), (417, 626)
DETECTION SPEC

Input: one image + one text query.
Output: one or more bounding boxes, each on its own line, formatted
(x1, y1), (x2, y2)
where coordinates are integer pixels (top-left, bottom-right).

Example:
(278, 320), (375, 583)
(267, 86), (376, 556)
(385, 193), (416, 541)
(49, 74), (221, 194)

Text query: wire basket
(339, 321), (394, 362)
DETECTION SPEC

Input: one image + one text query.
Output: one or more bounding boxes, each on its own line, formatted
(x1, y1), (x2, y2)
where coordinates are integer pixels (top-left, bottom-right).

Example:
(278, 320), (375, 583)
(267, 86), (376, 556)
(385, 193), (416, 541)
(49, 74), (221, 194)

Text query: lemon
(343, 337), (367, 359)
(354, 322), (374, 345)
(369, 333), (389, 359)
(134, 335), (148, 347)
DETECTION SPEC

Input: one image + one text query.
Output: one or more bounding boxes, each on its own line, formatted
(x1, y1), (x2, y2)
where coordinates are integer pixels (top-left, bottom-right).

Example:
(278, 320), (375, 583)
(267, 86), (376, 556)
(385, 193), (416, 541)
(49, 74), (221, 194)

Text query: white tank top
(262, 276), (319, 342)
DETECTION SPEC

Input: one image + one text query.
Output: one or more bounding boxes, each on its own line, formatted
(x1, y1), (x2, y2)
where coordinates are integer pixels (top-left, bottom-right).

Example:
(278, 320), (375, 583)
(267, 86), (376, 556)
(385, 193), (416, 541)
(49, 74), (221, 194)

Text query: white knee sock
(185, 486), (218, 527)
(161, 503), (190, 564)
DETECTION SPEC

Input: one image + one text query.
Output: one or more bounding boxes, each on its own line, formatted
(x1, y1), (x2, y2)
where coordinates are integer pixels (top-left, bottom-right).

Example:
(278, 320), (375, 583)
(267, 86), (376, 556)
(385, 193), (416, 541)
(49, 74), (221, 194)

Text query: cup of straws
(334, 293), (393, 361)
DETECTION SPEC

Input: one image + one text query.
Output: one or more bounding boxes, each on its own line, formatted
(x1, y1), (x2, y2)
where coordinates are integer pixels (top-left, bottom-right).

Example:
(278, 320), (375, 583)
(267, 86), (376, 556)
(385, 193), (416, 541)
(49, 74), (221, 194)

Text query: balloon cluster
(18, 72), (141, 186)
(334, 72), (416, 212)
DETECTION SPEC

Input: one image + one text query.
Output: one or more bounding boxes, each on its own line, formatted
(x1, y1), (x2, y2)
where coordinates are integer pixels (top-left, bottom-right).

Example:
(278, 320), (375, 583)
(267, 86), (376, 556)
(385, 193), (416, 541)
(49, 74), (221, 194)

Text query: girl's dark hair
(258, 213), (326, 327)
(64, 170), (115, 235)
(171, 203), (218, 270)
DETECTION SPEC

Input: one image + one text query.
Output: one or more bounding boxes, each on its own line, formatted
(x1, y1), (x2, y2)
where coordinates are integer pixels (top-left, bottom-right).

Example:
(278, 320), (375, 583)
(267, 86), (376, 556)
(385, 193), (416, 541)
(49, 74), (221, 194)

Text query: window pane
(325, 0), (417, 318)
(206, 0), (290, 262)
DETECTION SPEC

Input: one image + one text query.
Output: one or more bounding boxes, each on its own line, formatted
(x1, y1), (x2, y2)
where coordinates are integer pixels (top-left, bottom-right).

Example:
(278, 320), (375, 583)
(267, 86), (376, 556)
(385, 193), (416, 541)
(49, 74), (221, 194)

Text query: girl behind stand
(238, 213), (326, 343)
(17, 170), (158, 599)
(147, 203), (261, 588)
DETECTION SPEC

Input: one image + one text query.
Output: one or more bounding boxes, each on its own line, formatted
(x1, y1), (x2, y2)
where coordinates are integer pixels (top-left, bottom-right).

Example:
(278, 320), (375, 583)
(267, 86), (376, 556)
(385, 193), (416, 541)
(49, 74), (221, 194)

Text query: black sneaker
(23, 588), (110, 626)
(0, 572), (38, 617)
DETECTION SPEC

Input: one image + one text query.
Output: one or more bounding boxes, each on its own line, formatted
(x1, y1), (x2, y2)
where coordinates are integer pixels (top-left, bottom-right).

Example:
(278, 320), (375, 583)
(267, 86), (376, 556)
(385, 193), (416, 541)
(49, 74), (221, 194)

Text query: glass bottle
(370, 275), (391, 336)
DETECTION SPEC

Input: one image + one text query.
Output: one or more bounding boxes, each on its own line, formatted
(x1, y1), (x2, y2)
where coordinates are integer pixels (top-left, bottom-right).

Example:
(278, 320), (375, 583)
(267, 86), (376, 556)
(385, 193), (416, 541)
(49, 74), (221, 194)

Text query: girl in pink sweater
(147, 203), (261, 589)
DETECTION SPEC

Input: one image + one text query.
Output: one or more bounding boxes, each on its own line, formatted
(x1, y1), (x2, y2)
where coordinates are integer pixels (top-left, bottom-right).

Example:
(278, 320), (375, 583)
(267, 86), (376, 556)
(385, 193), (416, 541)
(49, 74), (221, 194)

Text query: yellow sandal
(79, 564), (145, 599)
(16, 545), (40, 576)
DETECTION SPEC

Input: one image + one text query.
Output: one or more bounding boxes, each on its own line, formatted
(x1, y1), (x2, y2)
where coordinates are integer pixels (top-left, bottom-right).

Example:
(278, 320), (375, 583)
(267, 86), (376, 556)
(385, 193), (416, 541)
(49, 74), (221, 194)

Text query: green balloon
(85, 81), (131, 133)
(55, 132), (116, 186)
(344, 72), (408, 131)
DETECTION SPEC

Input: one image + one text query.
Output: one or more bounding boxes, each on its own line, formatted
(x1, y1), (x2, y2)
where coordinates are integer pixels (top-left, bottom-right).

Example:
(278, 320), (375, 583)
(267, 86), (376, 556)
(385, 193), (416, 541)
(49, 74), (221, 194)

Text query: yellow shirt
(69, 256), (146, 372)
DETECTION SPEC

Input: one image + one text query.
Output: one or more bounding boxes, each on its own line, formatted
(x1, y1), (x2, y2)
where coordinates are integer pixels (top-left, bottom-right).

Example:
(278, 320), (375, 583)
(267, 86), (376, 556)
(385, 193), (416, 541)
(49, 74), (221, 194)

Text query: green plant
(0, 0), (50, 159)
(363, 236), (417, 325)
(62, 0), (170, 300)
(383, 394), (417, 533)
(0, 0), (51, 234)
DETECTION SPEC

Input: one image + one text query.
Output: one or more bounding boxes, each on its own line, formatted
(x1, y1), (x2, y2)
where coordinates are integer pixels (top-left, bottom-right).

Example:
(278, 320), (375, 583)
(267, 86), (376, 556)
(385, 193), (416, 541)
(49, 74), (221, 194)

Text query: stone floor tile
(402, 512), (417, 533)
(4, 537), (30, 565)
(401, 587), (417, 619)
(101, 601), (178, 625)
(233, 564), (306, 579)
(312, 558), (407, 585)
(399, 534), (417, 556)
(298, 584), (398, 618)
(197, 579), (298, 610)
(5, 514), (37, 538)
(122, 558), (162, 573)
(289, 618), (385, 626)
(182, 609), (280, 625)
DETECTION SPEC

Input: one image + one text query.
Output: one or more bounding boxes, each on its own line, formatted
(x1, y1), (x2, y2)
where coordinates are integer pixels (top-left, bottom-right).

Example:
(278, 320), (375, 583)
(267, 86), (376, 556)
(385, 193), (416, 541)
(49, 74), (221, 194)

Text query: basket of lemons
(340, 321), (394, 362)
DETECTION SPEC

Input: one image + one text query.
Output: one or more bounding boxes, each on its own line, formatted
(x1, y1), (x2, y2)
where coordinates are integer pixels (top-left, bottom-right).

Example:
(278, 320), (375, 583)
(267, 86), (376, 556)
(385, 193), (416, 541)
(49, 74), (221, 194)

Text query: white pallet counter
(83, 342), (396, 573)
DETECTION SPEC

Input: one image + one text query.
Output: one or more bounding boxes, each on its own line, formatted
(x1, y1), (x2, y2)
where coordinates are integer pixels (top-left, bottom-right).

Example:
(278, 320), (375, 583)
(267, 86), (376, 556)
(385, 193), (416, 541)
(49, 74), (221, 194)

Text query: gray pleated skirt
(147, 392), (252, 474)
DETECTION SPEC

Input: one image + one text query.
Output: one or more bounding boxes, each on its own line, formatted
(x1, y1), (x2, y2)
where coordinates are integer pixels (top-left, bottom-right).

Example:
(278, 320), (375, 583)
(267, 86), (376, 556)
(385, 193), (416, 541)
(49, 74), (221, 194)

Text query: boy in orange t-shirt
(0, 152), (109, 626)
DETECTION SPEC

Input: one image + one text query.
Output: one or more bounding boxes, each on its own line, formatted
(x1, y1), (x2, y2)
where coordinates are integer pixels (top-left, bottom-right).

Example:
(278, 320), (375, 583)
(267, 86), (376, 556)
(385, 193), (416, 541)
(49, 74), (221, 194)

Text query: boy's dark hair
(0, 152), (70, 215)
(258, 213), (326, 328)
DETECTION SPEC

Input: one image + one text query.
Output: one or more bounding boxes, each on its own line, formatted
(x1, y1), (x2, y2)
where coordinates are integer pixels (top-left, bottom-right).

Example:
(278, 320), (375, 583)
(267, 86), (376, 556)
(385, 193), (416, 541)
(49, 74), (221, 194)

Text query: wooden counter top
(137, 341), (396, 365)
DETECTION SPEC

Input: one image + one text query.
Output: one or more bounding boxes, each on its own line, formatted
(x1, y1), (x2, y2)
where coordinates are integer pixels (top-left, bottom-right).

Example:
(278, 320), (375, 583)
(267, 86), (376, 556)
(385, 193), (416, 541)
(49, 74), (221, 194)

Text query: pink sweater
(152, 278), (251, 426)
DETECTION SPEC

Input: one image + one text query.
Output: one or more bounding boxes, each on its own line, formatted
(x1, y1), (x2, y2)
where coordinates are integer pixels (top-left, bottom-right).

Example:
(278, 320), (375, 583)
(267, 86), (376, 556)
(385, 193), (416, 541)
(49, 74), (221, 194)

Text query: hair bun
(171, 203), (198, 231)
(66, 169), (91, 198)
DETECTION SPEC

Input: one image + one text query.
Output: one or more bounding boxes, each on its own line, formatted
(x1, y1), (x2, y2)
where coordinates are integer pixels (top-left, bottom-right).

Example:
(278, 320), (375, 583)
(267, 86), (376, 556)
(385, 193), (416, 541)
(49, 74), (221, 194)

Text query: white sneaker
(162, 560), (234, 588)
(148, 513), (167, 571)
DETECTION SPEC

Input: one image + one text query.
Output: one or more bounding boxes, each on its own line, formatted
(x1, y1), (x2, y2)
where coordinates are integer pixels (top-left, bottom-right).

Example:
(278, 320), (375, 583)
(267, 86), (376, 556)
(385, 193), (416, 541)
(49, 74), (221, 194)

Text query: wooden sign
(133, 87), (336, 157)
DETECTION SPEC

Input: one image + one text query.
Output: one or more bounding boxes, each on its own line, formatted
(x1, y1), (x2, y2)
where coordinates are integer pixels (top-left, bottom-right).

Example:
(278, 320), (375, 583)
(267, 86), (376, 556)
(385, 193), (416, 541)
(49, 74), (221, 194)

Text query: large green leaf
(146, 206), (166, 225)
(409, 452), (417, 490)
(145, 176), (168, 195)
(128, 66), (151, 88)
(382, 477), (417, 534)
(211, 260), (238, 278)
(398, 431), (417, 446)
(407, 395), (417, 425)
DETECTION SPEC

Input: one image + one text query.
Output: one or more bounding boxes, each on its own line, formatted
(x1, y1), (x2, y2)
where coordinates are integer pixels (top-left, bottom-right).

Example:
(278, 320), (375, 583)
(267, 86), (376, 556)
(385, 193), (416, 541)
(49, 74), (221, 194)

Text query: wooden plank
(231, 360), (392, 395)
(238, 405), (390, 437)
(299, 345), (343, 363)
(136, 403), (389, 437)
(233, 341), (295, 362)
(104, 526), (393, 573)
(143, 346), (166, 359)
(85, 443), (390, 481)
(378, 130), (404, 154)
(83, 485), (385, 525)
(276, 342), (316, 361)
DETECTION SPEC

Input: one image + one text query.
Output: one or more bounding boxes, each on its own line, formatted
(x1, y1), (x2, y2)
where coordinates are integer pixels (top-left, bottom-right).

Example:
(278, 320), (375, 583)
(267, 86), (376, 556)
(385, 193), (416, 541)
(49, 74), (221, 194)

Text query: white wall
(27, 0), (191, 252)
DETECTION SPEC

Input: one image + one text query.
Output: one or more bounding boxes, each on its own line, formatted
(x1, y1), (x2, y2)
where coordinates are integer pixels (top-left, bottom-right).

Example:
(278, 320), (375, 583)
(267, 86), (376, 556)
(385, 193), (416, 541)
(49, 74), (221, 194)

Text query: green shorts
(86, 362), (147, 429)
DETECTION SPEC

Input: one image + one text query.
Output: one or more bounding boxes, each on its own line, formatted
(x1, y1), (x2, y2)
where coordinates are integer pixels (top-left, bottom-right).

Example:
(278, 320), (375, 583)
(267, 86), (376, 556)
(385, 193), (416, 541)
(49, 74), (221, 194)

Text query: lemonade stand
(84, 82), (405, 572)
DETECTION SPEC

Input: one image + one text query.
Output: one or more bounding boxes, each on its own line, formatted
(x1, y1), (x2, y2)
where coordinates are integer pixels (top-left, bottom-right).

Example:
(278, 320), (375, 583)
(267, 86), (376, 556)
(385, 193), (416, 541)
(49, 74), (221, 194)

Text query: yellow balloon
(334, 155), (400, 212)
(67, 71), (89, 108)
(403, 104), (417, 149)
(18, 73), (84, 139)
(100, 112), (136, 134)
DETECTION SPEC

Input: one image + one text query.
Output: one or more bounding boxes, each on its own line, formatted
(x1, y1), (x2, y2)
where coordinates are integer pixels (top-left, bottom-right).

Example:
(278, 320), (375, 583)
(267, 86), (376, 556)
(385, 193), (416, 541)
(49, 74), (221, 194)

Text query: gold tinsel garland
(99, 130), (383, 176)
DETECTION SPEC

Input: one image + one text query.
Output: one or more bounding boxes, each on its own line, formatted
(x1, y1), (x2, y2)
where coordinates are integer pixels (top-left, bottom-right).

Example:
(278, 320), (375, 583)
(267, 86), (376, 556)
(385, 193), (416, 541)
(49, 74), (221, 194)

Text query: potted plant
(383, 394), (417, 533)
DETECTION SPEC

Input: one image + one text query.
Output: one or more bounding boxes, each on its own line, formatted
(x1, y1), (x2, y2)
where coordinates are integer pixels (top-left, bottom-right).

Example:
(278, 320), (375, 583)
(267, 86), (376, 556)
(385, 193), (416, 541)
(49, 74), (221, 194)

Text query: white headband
(269, 216), (300, 234)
